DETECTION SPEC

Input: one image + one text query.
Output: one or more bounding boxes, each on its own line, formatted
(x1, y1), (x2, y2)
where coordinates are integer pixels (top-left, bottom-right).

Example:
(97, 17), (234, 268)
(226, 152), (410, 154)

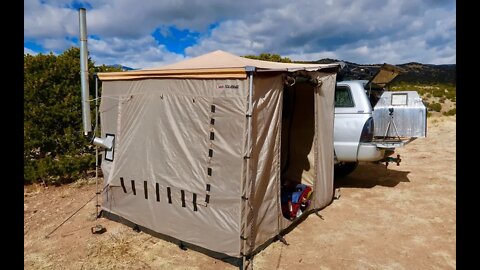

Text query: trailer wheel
(334, 162), (358, 178)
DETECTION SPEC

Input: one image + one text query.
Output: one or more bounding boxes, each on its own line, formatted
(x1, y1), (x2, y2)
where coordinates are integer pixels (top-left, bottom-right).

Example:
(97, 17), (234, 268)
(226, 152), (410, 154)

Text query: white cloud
(88, 36), (185, 69)
(41, 38), (77, 52)
(86, 1), (282, 38)
(185, 0), (456, 64)
(24, 0), (281, 40)
(24, 0), (78, 38)
(285, 36), (455, 65)
(24, 0), (456, 65)
(184, 20), (264, 57)
(24, 47), (38, 55)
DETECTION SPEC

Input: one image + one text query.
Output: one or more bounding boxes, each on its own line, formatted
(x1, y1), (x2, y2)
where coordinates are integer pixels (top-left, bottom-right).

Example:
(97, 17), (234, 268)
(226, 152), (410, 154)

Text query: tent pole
(94, 74), (100, 219)
(242, 66), (255, 269)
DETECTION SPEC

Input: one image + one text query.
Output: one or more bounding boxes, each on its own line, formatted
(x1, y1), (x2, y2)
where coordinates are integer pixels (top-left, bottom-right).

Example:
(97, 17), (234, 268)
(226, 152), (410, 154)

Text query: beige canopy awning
(97, 50), (340, 80)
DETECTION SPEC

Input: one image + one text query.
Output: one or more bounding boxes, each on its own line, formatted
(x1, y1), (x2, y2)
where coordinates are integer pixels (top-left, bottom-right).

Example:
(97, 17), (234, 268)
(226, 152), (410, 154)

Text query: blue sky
(24, 0), (456, 69)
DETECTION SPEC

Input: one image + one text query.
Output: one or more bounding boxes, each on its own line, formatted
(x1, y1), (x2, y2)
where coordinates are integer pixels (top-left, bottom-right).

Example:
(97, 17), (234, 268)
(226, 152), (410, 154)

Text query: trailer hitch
(384, 154), (401, 168)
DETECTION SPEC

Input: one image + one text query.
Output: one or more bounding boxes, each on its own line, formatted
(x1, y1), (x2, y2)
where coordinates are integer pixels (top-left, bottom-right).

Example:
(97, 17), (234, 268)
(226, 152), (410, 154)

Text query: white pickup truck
(333, 65), (427, 177)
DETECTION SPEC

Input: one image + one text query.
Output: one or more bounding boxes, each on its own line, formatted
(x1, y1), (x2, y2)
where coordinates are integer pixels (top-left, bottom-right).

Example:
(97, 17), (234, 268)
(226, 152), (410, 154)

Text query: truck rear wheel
(334, 162), (358, 178)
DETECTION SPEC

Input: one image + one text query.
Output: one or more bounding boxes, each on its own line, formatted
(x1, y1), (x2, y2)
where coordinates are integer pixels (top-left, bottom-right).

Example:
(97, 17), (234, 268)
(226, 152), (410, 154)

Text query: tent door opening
(280, 78), (316, 221)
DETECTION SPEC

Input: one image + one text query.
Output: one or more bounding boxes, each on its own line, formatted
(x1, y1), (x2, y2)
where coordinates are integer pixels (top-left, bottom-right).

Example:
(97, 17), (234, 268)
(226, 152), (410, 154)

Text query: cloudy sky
(24, 0), (456, 69)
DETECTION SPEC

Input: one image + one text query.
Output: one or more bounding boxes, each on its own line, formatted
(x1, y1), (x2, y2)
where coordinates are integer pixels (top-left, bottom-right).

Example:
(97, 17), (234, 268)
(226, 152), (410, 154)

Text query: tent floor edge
(100, 210), (243, 267)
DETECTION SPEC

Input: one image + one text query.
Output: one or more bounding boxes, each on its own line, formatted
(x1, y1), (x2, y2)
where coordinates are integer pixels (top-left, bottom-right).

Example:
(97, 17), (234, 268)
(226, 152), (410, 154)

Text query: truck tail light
(360, 117), (374, 142)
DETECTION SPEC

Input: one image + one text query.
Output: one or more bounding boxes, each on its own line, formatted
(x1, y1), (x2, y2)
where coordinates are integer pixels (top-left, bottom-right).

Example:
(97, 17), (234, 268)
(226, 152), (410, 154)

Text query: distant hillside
(395, 63), (455, 85)
(303, 59), (456, 85)
(112, 59), (455, 85)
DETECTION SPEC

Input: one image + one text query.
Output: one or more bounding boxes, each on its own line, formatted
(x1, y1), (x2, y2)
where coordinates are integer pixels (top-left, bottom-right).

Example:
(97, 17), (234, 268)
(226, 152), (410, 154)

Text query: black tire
(334, 162), (358, 178)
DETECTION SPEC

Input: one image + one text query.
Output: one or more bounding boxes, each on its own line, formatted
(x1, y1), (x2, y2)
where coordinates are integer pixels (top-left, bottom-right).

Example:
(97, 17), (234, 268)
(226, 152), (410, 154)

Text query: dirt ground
(24, 115), (456, 270)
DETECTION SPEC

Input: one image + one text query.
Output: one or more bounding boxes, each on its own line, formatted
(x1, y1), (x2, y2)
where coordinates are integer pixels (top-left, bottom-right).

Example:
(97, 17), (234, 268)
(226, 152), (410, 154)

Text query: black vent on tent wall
(131, 180), (136, 195)
(193, 193), (198, 211)
(181, 190), (186, 207)
(144, 181), (148, 199)
(120, 177), (127, 193)
(116, 176), (215, 211)
(167, 187), (172, 204)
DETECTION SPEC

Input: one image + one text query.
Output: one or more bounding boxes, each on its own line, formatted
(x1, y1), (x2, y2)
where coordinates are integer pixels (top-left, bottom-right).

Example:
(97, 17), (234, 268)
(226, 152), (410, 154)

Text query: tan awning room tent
(96, 50), (340, 268)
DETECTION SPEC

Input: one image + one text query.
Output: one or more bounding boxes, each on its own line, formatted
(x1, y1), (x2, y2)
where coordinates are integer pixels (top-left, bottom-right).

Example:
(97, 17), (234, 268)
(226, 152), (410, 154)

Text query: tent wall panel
(245, 75), (284, 253)
(312, 72), (337, 209)
(100, 78), (249, 257)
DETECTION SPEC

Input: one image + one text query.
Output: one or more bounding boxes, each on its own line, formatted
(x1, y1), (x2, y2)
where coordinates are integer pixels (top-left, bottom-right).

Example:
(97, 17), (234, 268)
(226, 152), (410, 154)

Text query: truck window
(335, 86), (354, 107)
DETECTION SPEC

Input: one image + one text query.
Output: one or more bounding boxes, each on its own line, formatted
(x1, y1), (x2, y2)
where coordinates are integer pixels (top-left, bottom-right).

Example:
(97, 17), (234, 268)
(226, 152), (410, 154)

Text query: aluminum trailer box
(373, 91), (427, 139)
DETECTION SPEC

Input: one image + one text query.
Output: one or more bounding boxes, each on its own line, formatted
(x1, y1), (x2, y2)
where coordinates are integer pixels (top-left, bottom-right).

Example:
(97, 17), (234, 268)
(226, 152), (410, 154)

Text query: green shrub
(428, 102), (442, 112)
(443, 108), (456, 116)
(243, 53), (292, 63)
(24, 47), (121, 185)
(445, 91), (456, 100)
(432, 89), (444, 98)
(24, 155), (95, 185)
(439, 97), (446, 103)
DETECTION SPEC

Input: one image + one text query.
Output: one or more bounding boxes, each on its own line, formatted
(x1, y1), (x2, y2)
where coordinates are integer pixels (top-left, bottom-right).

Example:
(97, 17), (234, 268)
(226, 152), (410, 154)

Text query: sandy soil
(24, 115), (456, 270)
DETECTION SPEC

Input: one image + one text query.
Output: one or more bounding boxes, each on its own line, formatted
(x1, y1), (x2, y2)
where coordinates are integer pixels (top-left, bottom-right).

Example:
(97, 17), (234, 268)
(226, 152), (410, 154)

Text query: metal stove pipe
(79, 8), (92, 135)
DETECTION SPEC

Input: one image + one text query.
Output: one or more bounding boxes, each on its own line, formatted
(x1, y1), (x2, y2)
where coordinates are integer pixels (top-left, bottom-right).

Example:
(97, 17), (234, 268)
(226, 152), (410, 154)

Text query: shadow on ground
(335, 163), (410, 189)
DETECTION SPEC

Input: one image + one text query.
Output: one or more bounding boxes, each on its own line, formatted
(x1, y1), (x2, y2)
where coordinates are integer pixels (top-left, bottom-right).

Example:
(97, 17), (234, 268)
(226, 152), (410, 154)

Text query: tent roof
(98, 50), (340, 80)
